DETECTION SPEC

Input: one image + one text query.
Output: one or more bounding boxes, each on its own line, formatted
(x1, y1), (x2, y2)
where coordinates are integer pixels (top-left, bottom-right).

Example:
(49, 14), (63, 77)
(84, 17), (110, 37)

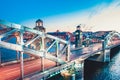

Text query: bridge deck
(0, 59), (56, 80)
(0, 40), (120, 80)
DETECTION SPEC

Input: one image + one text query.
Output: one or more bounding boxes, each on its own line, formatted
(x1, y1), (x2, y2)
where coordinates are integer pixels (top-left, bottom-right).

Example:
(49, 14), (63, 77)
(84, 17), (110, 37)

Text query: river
(84, 46), (120, 80)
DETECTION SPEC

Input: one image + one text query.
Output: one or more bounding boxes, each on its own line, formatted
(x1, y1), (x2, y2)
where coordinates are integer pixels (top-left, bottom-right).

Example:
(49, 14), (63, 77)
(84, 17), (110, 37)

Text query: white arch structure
(104, 31), (120, 48)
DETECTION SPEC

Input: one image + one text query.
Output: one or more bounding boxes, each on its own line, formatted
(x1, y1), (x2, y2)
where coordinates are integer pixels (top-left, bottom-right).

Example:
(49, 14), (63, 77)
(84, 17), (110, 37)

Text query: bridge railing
(81, 37), (103, 47)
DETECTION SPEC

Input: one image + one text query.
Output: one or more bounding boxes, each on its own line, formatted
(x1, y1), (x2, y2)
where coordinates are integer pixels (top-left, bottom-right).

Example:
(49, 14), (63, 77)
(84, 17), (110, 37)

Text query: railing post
(20, 26), (24, 80)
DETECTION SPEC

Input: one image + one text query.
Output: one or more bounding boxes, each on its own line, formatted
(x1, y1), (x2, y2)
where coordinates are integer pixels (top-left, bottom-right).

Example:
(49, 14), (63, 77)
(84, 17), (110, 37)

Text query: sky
(0, 0), (120, 32)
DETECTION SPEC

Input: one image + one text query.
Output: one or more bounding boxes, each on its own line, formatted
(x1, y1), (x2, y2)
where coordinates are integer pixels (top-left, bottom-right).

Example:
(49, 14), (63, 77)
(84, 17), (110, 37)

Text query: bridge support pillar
(102, 40), (110, 62)
(67, 44), (70, 62)
(20, 51), (24, 80)
(41, 33), (45, 72)
(20, 27), (24, 80)
(80, 61), (84, 80)
(71, 74), (75, 80)
(74, 60), (84, 80)
(103, 49), (110, 62)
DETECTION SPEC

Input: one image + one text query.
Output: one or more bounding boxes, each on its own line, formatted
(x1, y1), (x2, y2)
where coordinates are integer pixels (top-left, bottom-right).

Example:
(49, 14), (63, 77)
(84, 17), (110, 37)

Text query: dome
(36, 19), (43, 23)
(77, 25), (80, 28)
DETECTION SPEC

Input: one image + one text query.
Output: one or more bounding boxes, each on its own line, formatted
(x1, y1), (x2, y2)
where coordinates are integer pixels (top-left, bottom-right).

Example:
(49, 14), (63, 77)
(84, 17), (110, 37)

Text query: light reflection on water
(85, 48), (120, 80)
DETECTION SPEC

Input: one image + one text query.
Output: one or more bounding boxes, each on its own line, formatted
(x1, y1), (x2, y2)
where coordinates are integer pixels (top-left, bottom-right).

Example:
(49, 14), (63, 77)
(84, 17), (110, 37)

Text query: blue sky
(0, 0), (120, 32)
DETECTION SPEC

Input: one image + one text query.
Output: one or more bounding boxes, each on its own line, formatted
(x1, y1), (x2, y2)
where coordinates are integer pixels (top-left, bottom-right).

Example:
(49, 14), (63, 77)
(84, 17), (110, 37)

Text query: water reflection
(85, 47), (120, 80)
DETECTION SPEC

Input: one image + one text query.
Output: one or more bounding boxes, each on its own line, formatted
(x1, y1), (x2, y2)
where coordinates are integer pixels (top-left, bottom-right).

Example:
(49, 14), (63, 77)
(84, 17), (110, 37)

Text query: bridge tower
(102, 31), (120, 62)
(102, 40), (110, 62)
(88, 31), (120, 62)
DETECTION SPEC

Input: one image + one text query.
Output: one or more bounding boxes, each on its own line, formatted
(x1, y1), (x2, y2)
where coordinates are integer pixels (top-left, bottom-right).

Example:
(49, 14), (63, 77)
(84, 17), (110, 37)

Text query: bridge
(0, 20), (120, 80)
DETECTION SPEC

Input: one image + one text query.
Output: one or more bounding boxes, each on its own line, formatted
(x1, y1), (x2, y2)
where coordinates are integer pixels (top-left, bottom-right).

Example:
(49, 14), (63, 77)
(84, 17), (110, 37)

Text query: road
(0, 58), (56, 80)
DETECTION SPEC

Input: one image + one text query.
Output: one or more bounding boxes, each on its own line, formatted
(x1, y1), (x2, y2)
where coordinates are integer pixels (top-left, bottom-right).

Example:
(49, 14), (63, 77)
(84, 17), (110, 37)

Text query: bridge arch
(104, 31), (120, 48)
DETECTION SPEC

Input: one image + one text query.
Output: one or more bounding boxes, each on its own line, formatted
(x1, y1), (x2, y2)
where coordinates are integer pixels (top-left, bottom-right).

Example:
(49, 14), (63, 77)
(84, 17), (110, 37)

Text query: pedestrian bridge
(0, 20), (120, 80)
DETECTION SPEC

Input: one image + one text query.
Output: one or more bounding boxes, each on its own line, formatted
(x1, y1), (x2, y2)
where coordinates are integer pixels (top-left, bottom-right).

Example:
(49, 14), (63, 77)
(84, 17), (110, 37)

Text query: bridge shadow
(84, 60), (108, 80)
(46, 74), (64, 80)
(110, 45), (120, 59)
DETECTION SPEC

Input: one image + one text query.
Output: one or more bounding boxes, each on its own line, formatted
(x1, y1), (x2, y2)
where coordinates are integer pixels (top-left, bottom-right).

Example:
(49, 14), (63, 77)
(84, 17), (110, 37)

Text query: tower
(34, 19), (45, 32)
(36, 19), (43, 27)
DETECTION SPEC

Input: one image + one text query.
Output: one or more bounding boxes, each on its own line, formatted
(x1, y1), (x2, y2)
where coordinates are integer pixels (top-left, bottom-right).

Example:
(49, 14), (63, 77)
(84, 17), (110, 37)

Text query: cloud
(45, 1), (120, 32)
(87, 1), (120, 32)
(21, 1), (120, 32)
